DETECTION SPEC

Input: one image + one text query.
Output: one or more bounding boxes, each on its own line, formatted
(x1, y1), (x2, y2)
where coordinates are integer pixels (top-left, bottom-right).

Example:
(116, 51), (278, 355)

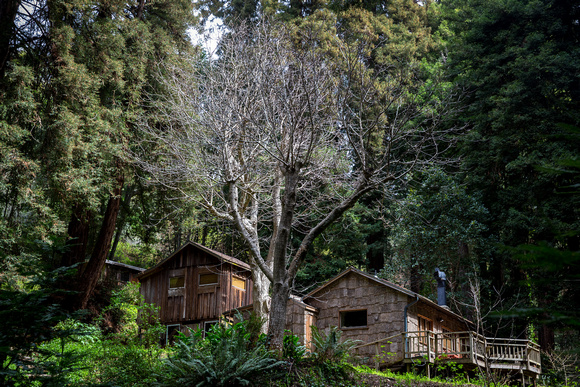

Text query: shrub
(156, 320), (283, 387)
(283, 331), (306, 362)
(310, 326), (360, 364)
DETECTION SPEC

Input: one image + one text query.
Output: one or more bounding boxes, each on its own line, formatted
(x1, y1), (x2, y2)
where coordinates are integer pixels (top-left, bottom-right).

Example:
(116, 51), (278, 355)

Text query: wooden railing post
(427, 331), (432, 362)
(469, 332), (475, 363)
(525, 343), (531, 371)
(375, 343), (380, 370)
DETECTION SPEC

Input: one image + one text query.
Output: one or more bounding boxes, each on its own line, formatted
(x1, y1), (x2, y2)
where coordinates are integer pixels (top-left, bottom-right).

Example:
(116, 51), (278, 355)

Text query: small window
(418, 315), (433, 345)
(441, 326), (456, 352)
(199, 273), (218, 285)
(232, 276), (246, 290)
(418, 315), (433, 332)
(166, 324), (181, 345)
(340, 310), (367, 328)
(169, 276), (185, 288)
(120, 272), (131, 282)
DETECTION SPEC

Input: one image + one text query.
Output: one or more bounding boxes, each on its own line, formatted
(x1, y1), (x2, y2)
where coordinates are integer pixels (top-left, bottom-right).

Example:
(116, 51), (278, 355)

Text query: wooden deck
(355, 331), (541, 380)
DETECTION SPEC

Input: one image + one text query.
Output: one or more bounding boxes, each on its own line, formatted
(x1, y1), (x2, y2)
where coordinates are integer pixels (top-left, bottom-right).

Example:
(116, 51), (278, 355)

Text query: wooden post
(526, 343), (531, 371)
(469, 332), (475, 363)
(427, 332), (431, 363)
(375, 343), (380, 370)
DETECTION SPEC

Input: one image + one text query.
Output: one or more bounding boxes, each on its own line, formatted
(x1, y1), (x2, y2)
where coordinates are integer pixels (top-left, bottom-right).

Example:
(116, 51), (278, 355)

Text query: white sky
(188, 17), (225, 57)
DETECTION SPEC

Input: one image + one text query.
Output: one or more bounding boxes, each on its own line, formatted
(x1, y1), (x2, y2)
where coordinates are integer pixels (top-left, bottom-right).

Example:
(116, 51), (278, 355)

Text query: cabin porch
(355, 331), (541, 385)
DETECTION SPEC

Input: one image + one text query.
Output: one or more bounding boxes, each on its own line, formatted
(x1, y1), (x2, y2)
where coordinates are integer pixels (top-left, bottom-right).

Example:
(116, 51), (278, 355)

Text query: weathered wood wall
(139, 244), (253, 326)
(407, 302), (467, 333)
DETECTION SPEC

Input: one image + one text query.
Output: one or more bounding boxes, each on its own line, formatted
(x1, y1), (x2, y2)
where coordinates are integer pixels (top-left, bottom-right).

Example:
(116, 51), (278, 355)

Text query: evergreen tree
(445, 0), (580, 348)
(0, 0), (194, 309)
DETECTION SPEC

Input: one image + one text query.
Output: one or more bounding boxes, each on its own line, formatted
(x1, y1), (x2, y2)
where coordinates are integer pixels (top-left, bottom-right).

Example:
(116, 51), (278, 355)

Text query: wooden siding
(139, 244), (253, 326)
(407, 302), (467, 334)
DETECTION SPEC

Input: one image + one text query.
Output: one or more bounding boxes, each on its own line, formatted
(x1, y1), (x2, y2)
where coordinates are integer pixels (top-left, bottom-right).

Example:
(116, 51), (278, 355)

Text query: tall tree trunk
(77, 175), (124, 309)
(538, 322), (555, 353)
(61, 205), (92, 267)
(366, 231), (384, 273)
(267, 168), (299, 350)
(410, 260), (422, 294)
(268, 277), (290, 349)
(0, 0), (20, 80)
(251, 266), (271, 329)
(107, 184), (134, 261)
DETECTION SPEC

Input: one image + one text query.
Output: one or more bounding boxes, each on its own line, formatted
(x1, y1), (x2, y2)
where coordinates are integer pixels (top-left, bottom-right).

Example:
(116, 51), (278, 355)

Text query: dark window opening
(166, 324), (181, 345)
(169, 276), (185, 288)
(340, 310), (367, 328)
(120, 272), (130, 282)
(200, 273), (218, 285)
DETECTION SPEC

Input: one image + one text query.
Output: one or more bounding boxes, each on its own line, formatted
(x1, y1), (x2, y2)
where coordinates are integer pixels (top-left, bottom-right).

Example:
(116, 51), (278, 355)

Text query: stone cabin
(295, 268), (541, 383)
(284, 267), (469, 365)
(136, 241), (253, 342)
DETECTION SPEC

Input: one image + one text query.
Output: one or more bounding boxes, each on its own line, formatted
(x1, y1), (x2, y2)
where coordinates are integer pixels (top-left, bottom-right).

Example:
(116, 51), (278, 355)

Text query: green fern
(310, 326), (360, 364)
(156, 321), (283, 387)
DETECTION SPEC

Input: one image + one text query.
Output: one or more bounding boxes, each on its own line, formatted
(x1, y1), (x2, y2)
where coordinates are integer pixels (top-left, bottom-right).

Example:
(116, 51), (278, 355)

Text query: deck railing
(355, 330), (541, 374)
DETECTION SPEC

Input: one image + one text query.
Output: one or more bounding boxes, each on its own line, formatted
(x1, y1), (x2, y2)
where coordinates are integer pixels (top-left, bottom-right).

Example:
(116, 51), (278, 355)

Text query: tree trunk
(61, 204), (92, 267)
(410, 261), (422, 294)
(268, 277), (290, 350)
(0, 0), (20, 80)
(538, 322), (555, 353)
(251, 267), (271, 332)
(77, 175), (124, 309)
(107, 184), (134, 261)
(366, 231), (384, 273)
(267, 168), (299, 350)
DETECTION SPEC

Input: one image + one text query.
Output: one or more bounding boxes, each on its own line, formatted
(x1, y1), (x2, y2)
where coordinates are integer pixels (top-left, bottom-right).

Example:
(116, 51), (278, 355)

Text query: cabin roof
(304, 267), (469, 324)
(223, 294), (319, 317)
(137, 241), (251, 281)
(105, 260), (146, 272)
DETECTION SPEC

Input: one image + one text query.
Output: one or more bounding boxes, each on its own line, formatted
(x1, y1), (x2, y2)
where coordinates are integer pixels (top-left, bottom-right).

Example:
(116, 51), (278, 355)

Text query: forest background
(0, 0), (578, 382)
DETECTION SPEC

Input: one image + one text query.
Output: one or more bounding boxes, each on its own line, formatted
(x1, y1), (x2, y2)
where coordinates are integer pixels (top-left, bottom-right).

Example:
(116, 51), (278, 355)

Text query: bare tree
(137, 19), (461, 349)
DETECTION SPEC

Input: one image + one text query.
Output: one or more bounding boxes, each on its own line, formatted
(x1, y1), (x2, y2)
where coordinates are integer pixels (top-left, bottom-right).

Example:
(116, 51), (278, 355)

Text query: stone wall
(305, 271), (409, 364)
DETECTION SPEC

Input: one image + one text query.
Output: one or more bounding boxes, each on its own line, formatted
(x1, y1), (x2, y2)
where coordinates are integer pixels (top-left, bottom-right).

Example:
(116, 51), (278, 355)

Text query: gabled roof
(105, 260), (146, 272)
(304, 267), (468, 323)
(137, 241), (251, 280)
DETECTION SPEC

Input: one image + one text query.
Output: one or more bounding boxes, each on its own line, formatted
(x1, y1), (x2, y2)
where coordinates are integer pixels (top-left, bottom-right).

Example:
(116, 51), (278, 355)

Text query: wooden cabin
(103, 260), (145, 285)
(137, 241), (253, 342)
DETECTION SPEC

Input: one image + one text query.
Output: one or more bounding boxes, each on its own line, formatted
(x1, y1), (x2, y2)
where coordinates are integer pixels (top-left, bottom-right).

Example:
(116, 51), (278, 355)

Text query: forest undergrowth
(1, 283), (575, 387)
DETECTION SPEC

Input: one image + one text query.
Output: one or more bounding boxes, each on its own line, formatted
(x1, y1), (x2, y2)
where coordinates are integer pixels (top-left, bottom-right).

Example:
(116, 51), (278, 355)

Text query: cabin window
(232, 276), (246, 290)
(169, 276), (185, 288)
(441, 327), (456, 352)
(166, 324), (181, 345)
(339, 310), (367, 328)
(418, 315), (433, 345)
(199, 273), (219, 286)
(120, 272), (131, 282)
